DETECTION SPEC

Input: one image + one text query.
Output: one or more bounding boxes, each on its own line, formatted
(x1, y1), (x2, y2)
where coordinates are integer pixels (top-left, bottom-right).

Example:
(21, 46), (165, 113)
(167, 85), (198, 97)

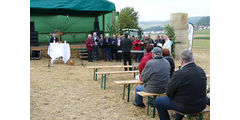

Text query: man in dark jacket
(159, 34), (165, 46)
(103, 34), (112, 61)
(155, 49), (207, 120)
(50, 32), (59, 43)
(121, 33), (133, 71)
(111, 35), (117, 61)
(133, 47), (170, 107)
(92, 32), (100, 60)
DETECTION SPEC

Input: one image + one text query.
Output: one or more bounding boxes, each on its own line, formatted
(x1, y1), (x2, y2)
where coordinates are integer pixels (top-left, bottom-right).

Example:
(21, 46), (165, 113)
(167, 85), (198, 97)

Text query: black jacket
(121, 37), (132, 53)
(159, 39), (165, 46)
(164, 56), (175, 78)
(166, 62), (207, 113)
(50, 37), (59, 43)
(103, 38), (112, 48)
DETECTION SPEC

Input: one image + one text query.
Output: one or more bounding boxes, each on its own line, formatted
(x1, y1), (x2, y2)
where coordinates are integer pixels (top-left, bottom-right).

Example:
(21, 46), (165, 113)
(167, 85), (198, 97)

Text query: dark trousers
(134, 53), (142, 63)
(122, 52), (132, 71)
(116, 47), (122, 61)
(111, 46), (115, 60)
(99, 47), (104, 60)
(156, 97), (184, 120)
(156, 96), (209, 120)
(104, 47), (111, 61)
(93, 46), (100, 60)
(88, 50), (93, 62)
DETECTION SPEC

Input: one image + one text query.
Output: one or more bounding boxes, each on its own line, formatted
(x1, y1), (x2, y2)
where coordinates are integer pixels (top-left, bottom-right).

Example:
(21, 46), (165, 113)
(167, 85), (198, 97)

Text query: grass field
(194, 29), (210, 35)
(193, 29), (210, 50)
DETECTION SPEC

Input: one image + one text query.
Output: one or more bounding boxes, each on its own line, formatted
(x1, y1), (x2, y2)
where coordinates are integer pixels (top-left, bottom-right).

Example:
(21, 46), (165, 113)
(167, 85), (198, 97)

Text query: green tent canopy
(31, 0), (115, 16)
(30, 0), (117, 44)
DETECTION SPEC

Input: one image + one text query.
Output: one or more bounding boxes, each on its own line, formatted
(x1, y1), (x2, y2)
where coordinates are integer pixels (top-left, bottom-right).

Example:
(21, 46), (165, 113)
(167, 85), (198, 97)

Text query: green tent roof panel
(31, 0), (116, 15)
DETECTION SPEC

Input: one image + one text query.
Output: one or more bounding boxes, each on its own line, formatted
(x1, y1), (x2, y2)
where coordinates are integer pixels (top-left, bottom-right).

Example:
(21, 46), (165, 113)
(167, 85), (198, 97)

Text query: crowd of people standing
(85, 32), (174, 63)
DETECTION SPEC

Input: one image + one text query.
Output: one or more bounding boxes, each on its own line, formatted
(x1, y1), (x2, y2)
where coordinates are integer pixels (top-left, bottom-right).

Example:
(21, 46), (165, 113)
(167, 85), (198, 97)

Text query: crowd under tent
(30, 0), (118, 45)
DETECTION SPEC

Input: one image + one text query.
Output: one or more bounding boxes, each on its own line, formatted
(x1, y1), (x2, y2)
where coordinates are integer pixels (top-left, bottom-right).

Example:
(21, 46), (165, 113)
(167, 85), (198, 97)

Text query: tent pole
(112, 11), (115, 26)
(102, 13), (105, 35)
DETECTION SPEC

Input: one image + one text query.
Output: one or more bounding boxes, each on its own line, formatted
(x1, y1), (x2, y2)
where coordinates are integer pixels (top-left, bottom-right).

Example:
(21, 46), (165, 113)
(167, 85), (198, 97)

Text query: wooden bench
(96, 71), (139, 90)
(114, 80), (143, 102)
(137, 91), (166, 118)
(175, 108), (210, 120)
(87, 65), (138, 81)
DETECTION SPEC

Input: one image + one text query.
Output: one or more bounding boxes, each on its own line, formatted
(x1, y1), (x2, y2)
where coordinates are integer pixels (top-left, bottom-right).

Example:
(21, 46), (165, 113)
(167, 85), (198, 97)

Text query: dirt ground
(30, 49), (210, 120)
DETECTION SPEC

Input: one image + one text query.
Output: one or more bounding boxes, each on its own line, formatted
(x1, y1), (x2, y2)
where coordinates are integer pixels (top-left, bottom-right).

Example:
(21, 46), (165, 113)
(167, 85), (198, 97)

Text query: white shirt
(93, 36), (98, 45)
(117, 38), (121, 46)
(163, 40), (171, 53)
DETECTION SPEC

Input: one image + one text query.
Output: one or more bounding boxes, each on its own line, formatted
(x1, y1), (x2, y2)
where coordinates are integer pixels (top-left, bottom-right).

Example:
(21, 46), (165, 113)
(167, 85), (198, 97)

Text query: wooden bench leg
(123, 85), (126, 100)
(101, 74), (103, 88)
(152, 96), (156, 118)
(104, 74), (106, 90)
(146, 96), (157, 118)
(93, 68), (96, 81)
(127, 84), (131, 102)
(147, 97), (150, 115)
(95, 68), (98, 81)
(187, 113), (203, 120)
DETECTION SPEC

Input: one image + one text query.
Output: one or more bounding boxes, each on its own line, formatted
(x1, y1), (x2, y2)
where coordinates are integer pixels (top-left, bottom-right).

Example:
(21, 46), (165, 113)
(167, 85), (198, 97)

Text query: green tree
(164, 24), (176, 58)
(118, 7), (140, 33)
(106, 21), (120, 36)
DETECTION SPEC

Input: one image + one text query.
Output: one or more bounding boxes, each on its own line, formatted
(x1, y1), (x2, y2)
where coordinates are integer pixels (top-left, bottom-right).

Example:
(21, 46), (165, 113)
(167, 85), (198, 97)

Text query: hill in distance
(139, 16), (209, 30)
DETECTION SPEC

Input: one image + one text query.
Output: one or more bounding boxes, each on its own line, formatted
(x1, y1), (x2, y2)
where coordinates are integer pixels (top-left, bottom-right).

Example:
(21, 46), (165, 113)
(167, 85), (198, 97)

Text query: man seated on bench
(155, 49), (208, 120)
(138, 44), (153, 81)
(133, 47), (170, 107)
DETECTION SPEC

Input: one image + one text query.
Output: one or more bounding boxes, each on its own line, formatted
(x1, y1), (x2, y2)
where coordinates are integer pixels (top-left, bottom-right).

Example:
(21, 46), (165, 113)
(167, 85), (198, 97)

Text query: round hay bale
(170, 13), (188, 59)
(170, 13), (188, 30)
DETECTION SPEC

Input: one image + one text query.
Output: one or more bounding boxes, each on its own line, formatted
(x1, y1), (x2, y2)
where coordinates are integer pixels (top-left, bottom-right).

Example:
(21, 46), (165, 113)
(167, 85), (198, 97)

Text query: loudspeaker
(94, 21), (99, 32)
(30, 21), (35, 32)
(30, 31), (39, 46)
(30, 50), (41, 60)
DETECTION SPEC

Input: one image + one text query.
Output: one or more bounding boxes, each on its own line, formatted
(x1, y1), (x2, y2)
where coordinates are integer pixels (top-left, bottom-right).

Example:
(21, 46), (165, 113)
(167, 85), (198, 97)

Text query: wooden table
(87, 65), (139, 81)
(96, 70), (139, 90)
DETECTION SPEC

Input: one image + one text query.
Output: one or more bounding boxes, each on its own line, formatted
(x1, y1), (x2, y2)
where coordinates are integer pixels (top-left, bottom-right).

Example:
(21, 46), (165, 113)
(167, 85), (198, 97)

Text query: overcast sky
(108, 0), (210, 21)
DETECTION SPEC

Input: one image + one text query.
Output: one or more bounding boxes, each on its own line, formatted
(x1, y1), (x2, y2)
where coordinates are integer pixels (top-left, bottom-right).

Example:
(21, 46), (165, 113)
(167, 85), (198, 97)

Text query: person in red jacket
(132, 36), (143, 62)
(138, 44), (153, 80)
(86, 34), (94, 62)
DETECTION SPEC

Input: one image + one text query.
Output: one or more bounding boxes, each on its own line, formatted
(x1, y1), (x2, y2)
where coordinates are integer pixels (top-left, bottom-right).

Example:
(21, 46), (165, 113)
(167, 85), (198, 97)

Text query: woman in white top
(162, 36), (172, 53)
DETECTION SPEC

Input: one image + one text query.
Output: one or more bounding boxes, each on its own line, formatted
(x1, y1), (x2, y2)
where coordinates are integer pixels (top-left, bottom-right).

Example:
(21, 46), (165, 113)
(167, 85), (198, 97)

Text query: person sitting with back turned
(155, 49), (207, 120)
(133, 47), (170, 107)
(162, 48), (175, 78)
(138, 44), (153, 81)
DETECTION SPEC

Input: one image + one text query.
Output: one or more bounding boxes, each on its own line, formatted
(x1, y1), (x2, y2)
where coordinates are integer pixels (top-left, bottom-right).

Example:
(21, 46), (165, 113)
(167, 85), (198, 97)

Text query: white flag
(188, 23), (194, 50)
